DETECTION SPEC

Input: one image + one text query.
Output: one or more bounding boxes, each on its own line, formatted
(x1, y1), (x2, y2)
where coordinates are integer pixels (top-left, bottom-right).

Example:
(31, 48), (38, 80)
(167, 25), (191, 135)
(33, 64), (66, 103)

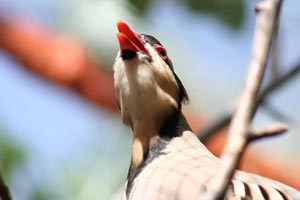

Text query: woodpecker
(113, 20), (300, 200)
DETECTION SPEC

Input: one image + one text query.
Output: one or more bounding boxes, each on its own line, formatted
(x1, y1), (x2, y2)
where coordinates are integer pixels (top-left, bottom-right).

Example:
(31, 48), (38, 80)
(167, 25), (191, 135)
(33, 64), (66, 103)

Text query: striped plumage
(125, 113), (300, 200)
(113, 20), (300, 200)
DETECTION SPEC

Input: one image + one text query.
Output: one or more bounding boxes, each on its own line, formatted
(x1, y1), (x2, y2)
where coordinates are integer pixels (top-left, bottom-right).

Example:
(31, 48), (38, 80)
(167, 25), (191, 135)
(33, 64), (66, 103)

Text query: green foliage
(0, 129), (54, 200)
(127, 0), (151, 14)
(126, 0), (246, 30)
(29, 188), (55, 200)
(185, 0), (245, 30)
(0, 131), (25, 179)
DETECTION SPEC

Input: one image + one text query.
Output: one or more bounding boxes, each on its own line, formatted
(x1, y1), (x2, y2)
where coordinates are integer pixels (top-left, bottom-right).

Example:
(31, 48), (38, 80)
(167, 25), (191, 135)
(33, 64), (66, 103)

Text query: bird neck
(130, 110), (191, 169)
(126, 110), (192, 197)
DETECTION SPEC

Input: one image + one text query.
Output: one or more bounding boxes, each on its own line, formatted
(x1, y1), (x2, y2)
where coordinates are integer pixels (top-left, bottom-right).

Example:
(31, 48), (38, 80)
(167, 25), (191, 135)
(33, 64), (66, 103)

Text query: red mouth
(116, 20), (149, 56)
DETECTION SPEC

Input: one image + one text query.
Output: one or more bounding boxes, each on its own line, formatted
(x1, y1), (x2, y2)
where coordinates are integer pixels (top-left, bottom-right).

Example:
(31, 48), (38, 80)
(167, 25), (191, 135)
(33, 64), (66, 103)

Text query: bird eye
(154, 45), (167, 60)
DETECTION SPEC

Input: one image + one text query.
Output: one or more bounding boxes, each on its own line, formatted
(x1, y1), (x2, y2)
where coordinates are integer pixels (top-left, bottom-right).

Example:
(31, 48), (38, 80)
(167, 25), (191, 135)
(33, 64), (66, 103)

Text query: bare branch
(199, 0), (283, 199)
(248, 122), (288, 142)
(271, 19), (281, 81)
(0, 176), (12, 200)
(198, 62), (300, 142)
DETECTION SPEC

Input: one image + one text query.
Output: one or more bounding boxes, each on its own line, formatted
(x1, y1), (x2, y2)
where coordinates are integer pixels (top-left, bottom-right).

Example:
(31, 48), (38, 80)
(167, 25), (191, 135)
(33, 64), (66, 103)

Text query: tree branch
(248, 122), (288, 143)
(199, 0), (283, 199)
(0, 176), (12, 200)
(198, 61), (300, 142)
(270, 19), (281, 81)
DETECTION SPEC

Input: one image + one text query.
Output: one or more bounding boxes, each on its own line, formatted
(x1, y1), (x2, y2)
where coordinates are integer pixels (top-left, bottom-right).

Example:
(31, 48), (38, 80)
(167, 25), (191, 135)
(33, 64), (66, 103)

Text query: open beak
(116, 20), (150, 57)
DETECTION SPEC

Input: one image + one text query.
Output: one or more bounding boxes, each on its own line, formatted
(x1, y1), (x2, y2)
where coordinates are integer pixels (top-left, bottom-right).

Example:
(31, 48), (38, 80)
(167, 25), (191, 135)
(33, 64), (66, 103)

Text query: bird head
(113, 20), (188, 116)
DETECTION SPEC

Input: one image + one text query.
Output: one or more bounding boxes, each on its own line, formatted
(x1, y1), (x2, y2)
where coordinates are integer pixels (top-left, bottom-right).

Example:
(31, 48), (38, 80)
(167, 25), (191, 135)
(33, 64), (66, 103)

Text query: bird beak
(116, 20), (150, 57)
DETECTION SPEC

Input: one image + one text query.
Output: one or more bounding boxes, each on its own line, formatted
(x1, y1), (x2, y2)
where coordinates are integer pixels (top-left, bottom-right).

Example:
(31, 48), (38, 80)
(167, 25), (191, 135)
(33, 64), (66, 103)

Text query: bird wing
(127, 131), (300, 200)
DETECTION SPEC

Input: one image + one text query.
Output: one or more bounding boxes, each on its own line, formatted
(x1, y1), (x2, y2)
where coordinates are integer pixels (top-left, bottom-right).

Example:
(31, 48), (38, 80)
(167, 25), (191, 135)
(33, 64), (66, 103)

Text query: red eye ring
(154, 45), (167, 59)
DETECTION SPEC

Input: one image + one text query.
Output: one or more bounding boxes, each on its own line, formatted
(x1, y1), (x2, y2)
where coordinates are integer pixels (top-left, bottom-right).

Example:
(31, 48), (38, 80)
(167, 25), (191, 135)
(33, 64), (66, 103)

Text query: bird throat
(126, 110), (191, 198)
(131, 125), (159, 170)
(129, 109), (187, 169)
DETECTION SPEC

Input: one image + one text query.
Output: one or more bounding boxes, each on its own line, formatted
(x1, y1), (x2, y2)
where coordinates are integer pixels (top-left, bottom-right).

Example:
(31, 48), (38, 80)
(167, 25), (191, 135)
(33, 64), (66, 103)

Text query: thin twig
(248, 122), (288, 142)
(198, 61), (300, 142)
(271, 19), (281, 81)
(0, 176), (12, 200)
(199, 0), (283, 199)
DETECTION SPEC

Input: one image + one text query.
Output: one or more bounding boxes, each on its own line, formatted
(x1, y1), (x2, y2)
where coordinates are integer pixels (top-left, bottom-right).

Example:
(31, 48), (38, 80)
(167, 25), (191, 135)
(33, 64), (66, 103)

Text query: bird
(113, 20), (300, 200)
